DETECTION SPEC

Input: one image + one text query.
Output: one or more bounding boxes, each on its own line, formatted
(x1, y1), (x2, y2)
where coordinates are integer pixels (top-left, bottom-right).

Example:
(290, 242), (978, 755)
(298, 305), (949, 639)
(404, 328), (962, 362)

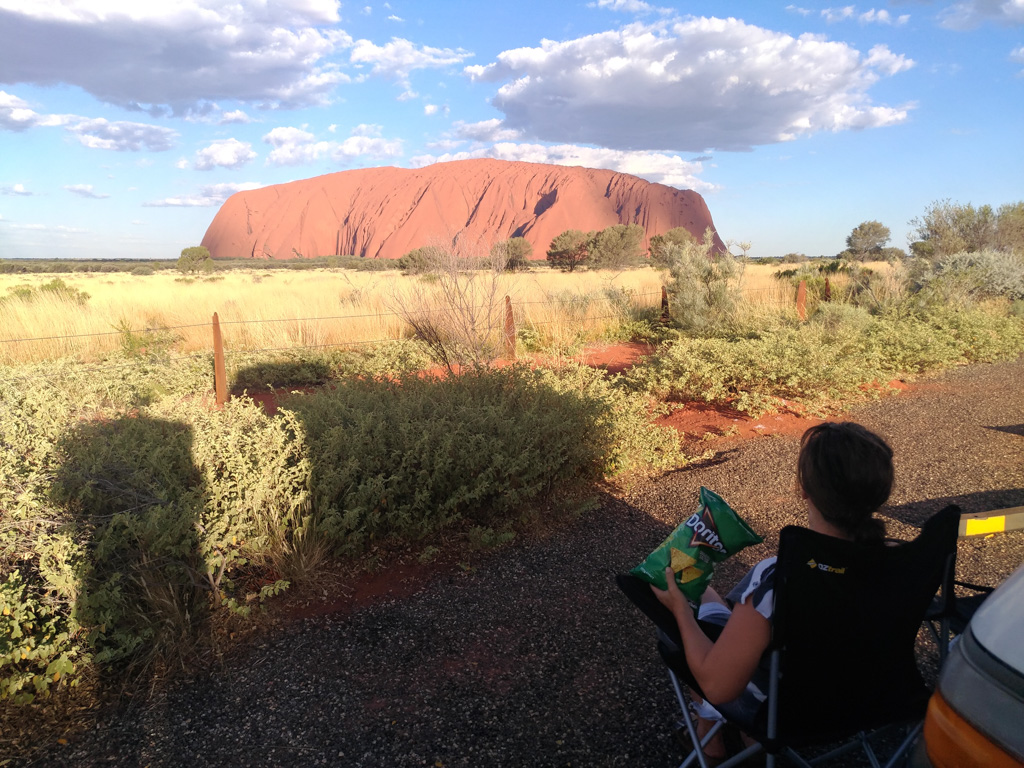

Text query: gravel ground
(26, 360), (1024, 768)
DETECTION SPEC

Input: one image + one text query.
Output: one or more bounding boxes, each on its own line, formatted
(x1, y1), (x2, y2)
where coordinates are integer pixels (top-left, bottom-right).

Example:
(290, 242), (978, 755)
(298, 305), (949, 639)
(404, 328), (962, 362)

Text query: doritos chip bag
(630, 487), (762, 601)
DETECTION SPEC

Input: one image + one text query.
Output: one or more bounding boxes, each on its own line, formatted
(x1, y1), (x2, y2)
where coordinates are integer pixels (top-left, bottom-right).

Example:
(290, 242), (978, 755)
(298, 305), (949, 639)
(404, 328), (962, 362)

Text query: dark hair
(797, 422), (894, 543)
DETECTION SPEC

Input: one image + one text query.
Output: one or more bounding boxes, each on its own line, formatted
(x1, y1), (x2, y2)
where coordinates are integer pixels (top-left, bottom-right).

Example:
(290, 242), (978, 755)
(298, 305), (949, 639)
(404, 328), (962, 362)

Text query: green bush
(282, 365), (680, 555)
(664, 229), (743, 334)
(1, 349), (683, 703)
(0, 387), (306, 701)
(2, 278), (90, 306)
(625, 303), (1024, 415)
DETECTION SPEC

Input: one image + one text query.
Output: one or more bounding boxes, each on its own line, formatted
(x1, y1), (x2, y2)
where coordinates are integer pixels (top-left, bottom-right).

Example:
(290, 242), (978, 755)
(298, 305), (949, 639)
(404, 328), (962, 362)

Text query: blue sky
(1, 0), (1021, 260)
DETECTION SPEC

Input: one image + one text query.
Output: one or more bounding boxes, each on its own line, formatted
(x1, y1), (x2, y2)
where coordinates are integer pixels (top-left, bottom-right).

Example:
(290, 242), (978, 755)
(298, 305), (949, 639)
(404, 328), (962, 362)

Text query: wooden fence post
(212, 312), (227, 407)
(661, 285), (670, 324)
(504, 295), (516, 360)
(796, 280), (807, 321)
(823, 277), (832, 303)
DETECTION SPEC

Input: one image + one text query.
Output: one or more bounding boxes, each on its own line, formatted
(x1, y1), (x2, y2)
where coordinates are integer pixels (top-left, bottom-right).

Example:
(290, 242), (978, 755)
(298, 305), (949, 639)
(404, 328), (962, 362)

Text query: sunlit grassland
(0, 260), (897, 364)
(0, 266), (664, 364)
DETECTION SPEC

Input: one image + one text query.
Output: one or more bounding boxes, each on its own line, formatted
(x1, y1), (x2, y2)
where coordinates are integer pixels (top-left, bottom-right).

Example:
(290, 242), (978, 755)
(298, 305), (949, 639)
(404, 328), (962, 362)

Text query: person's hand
(651, 566), (689, 619)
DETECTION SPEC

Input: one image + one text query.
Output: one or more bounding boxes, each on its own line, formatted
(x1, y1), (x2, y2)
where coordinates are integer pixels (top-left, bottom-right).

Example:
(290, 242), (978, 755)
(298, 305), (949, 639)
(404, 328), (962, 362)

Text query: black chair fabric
(768, 504), (961, 746)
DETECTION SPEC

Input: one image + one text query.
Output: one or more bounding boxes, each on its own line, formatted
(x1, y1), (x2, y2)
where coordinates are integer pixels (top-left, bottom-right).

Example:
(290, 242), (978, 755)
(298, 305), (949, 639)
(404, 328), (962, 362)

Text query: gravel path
(32, 360), (1024, 768)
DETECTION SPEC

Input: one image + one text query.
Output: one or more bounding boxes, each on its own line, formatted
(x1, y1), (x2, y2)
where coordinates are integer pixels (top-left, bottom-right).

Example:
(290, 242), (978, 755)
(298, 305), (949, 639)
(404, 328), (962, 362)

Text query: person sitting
(651, 421), (895, 759)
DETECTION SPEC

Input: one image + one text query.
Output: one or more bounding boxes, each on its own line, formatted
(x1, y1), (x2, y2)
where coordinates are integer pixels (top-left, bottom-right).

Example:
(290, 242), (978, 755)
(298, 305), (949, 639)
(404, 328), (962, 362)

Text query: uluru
(201, 158), (725, 261)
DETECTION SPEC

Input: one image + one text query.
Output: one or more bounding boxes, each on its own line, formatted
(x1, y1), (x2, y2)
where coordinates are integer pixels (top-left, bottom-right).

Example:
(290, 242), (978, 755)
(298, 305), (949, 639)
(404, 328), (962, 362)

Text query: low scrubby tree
(846, 220), (891, 260)
(546, 229), (592, 272)
(587, 224), (645, 269)
(177, 246), (213, 274)
(994, 201), (1024, 255)
(908, 200), (996, 259)
(398, 245), (446, 274)
(649, 227), (697, 268)
(490, 237), (533, 271)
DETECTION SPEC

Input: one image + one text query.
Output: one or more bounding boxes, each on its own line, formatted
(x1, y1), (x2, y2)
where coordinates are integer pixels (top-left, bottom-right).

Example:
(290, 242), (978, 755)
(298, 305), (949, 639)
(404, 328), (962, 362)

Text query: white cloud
(64, 117), (179, 151)
(1012, 45), (1024, 73)
(194, 138), (258, 170)
(821, 6), (856, 23)
(0, 90), (43, 131)
(864, 45), (915, 75)
(2, 91), (179, 150)
(1, 183), (33, 195)
(350, 37), (473, 88)
(144, 182), (262, 207)
(351, 123), (383, 137)
(262, 125), (402, 166)
(453, 118), (522, 142)
(387, 14), (403, 22)
(64, 184), (110, 199)
(467, 17), (914, 153)
(220, 110), (253, 125)
(410, 142), (716, 192)
(858, 9), (910, 25)
(0, 1), (353, 112)
(589, 0), (668, 13)
(786, 5), (813, 16)
(940, 0), (1024, 29)
(424, 104), (439, 115)
(175, 157), (190, 169)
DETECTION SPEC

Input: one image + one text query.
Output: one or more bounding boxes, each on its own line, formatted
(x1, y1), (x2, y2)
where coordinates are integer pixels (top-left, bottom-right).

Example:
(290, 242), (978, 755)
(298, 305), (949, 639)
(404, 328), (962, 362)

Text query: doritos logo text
(685, 510), (728, 554)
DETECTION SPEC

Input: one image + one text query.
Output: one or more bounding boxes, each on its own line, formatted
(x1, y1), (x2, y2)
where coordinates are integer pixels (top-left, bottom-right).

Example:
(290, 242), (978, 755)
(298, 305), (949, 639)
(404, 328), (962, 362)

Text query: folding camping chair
(623, 504), (961, 768)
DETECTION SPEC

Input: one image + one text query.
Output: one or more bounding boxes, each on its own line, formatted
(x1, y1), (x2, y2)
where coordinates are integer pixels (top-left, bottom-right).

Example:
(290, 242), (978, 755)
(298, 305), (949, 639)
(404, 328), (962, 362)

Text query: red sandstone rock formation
(201, 158), (725, 261)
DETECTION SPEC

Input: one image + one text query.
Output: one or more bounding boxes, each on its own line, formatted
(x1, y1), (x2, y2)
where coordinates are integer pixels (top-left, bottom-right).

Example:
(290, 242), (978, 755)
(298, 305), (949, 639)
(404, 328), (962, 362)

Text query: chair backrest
(770, 505), (960, 745)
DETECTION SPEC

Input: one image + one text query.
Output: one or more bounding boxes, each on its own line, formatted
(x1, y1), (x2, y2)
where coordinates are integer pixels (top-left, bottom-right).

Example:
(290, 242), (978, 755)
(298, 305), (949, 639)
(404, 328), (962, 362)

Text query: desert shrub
(130, 266), (154, 276)
(649, 228), (698, 269)
(912, 250), (1024, 304)
(625, 322), (882, 416)
(389, 245), (509, 372)
(490, 237), (533, 271)
(397, 246), (446, 275)
(0, 390), (304, 702)
(3, 278), (90, 306)
(626, 301), (1024, 415)
(282, 365), (681, 555)
(664, 229), (744, 334)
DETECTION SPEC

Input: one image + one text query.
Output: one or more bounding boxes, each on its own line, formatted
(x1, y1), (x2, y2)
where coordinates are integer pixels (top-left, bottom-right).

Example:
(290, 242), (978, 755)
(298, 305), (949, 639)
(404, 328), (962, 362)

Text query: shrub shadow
(50, 415), (208, 680)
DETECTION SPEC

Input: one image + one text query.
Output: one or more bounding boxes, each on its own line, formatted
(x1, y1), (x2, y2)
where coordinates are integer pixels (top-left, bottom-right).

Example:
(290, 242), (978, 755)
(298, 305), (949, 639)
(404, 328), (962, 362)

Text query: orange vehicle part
(923, 692), (1022, 768)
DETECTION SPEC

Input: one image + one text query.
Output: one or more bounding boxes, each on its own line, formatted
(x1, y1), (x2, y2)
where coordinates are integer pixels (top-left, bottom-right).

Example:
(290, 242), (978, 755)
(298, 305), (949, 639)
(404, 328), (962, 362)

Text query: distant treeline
(0, 254), (395, 274)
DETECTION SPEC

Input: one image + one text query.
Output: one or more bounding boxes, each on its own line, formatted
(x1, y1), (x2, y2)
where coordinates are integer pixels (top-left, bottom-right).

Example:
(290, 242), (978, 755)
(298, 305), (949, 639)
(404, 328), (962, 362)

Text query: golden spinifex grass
(0, 267), (665, 364)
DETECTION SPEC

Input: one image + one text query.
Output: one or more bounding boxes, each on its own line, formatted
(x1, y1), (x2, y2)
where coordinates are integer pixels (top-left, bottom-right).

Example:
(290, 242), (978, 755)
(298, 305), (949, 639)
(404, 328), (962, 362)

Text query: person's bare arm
(652, 566), (771, 705)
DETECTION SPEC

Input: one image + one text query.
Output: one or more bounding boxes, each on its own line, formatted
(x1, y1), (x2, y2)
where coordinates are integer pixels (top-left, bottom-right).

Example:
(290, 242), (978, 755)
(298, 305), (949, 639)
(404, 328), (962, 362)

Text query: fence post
(212, 312), (227, 407)
(823, 277), (832, 302)
(796, 280), (807, 321)
(661, 285), (670, 324)
(504, 295), (516, 360)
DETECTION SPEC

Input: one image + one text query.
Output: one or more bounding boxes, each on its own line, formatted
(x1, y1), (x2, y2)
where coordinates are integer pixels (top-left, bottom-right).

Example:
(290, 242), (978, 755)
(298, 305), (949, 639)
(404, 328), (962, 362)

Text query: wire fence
(0, 281), (805, 386)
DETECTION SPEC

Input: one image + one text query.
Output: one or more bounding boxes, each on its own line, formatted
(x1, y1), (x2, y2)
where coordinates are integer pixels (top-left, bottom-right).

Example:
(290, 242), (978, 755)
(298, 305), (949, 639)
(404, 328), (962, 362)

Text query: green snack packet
(630, 486), (763, 601)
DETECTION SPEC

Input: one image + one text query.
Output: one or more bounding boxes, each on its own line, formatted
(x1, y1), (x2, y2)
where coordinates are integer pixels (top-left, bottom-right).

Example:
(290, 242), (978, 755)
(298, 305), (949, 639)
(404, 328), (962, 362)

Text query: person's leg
(701, 585), (728, 607)
(690, 599), (732, 759)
